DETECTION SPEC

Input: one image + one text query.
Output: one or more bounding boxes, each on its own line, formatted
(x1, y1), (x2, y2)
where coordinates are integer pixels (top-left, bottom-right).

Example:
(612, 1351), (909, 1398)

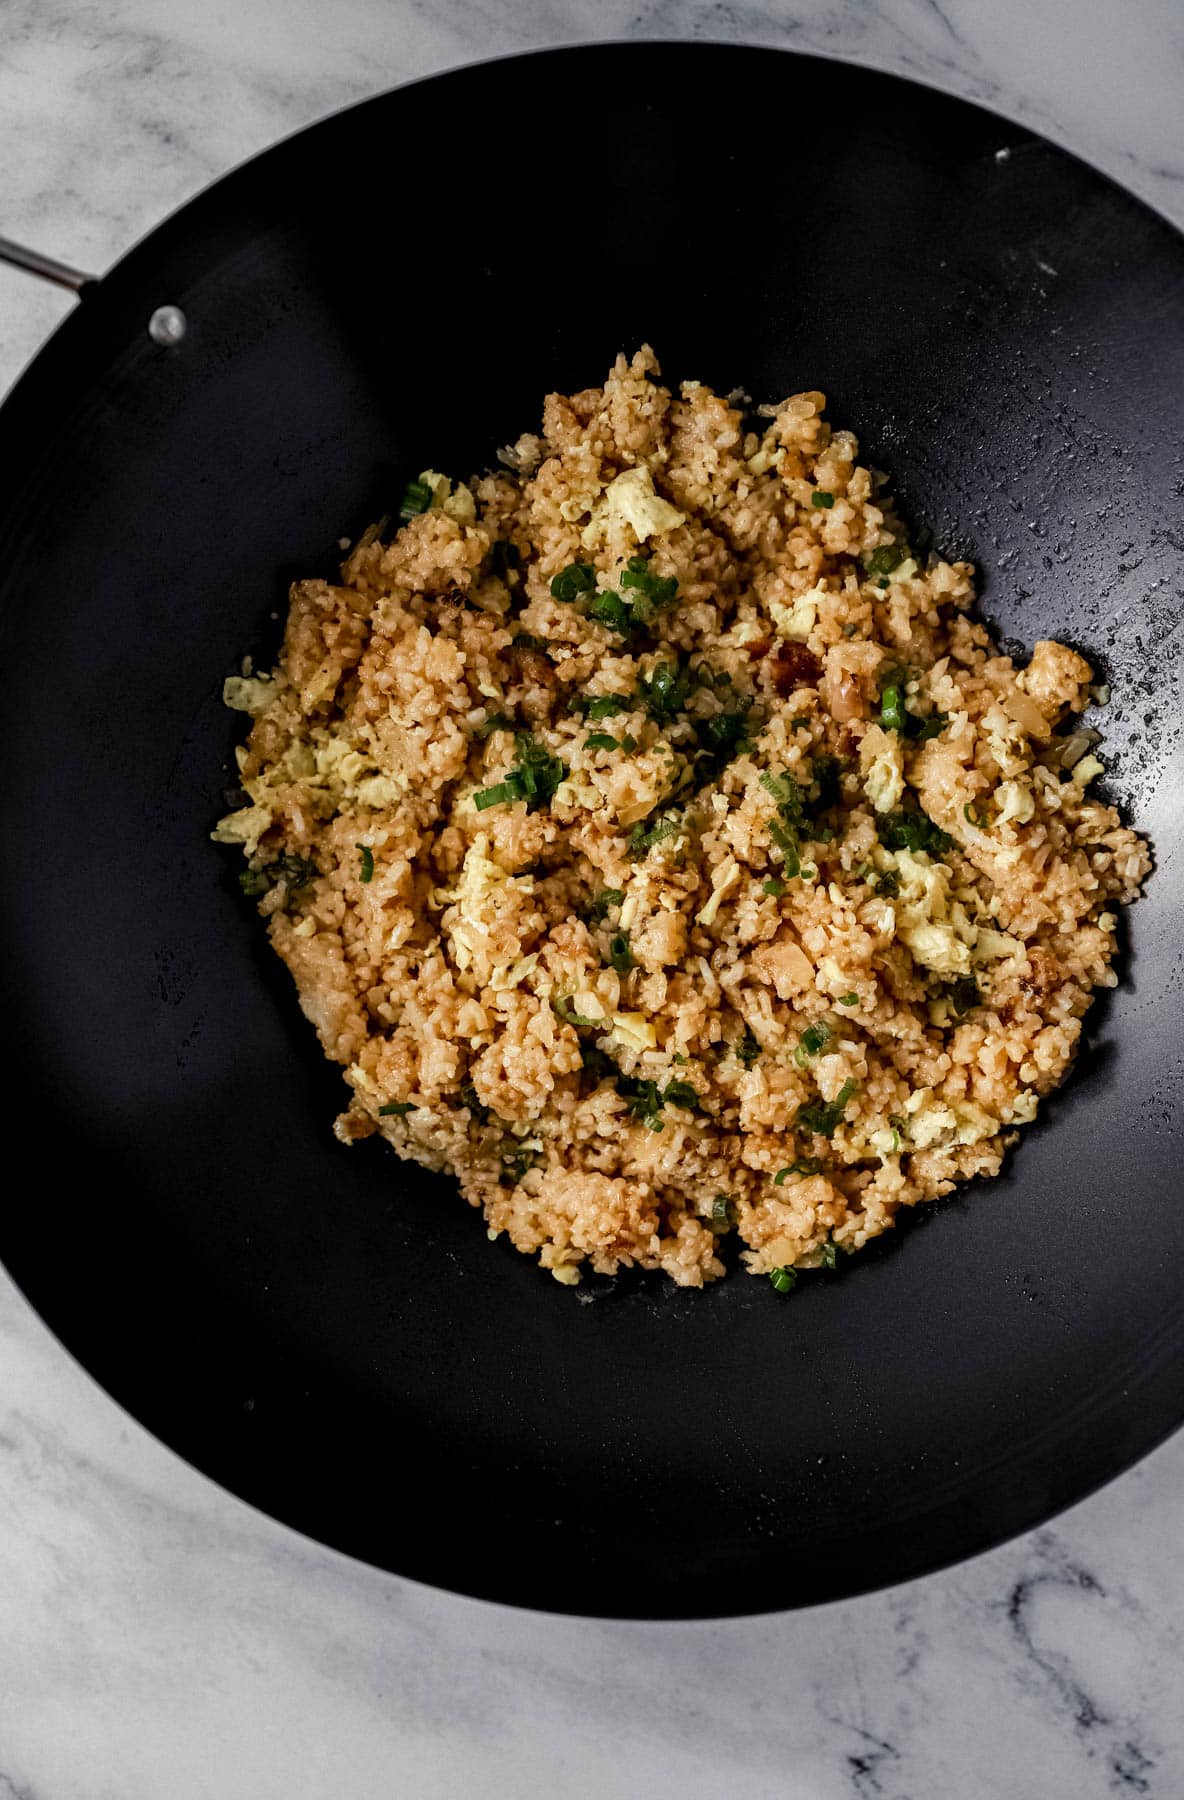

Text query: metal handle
(0, 233), (95, 294)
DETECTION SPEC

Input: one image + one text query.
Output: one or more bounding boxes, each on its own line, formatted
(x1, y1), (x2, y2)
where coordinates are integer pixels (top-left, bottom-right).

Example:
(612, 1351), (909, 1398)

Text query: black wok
(0, 44), (1181, 1618)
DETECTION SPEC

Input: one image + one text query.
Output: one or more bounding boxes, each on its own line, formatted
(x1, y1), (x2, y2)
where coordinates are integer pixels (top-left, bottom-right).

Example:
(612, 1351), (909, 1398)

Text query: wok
(0, 43), (1181, 1618)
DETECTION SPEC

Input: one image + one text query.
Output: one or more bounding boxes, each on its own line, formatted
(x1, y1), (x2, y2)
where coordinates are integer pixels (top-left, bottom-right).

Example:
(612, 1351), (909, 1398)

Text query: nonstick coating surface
(0, 45), (1181, 1618)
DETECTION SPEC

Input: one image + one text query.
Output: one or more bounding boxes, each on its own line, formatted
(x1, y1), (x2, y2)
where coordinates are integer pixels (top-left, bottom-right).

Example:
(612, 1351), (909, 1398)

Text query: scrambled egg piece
(995, 779), (1035, 826)
(903, 1089), (999, 1149)
(223, 673), (277, 714)
(860, 725), (904, 814)
(770, 584), (823, 641)
(581, 467), (686, 547)
(420, 468), (477, 524)
(889, 850), (976, 978)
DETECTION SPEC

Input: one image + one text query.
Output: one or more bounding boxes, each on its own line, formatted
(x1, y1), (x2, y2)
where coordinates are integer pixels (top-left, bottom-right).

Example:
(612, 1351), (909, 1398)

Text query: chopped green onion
(571, 693), (631, 720)
(769, 1266), (797, 1295)
(553, 995), (601, 1029)
(838, 993), (859, 1006)
(735, 1028), (762, 1068)
(459, 1081), (491, 1124)
(637, 661), (693, 722)
(238, 868), (271, 897)
(796, 1078), (858, 1139)
(379, 1101), (414, 1116)
(584, 732), (619, 751)
(474, 781), (518, 811)
(584, 589), (634, 635)
(710, 1194), (735, 1231)
(880, 685), (906, 733)
(628, 813), (683, 860)
(620, 555), (679, 612)
(876, 809), (953, 857)
(585, 888), (623, 922)
(864, 543), (908, 579)
(476, 712), (515, 739)
(356, 844), (374, 883)
(510, 631), (546, 651)
(270, 854), (317, 890)
(908, 712), (948, 744)
(820, 1242), (838, 1270)
(812, 491), (835, 509)
(618, 1074), (699, 1131)
(763, 878), (785, 897)
(580, 1042), (618, 1088)
(769, 819), (801, 878)
(963, 801), (991, 828)
(694, 702), (754, 771)
(621, 733), (638, 753)
(774, 1158), (824, 1184)
(795, 1022), (832, 1068)
(550, 562), (596, 602)
(398, 477), (433, 520)
(609, 933), (634, 975)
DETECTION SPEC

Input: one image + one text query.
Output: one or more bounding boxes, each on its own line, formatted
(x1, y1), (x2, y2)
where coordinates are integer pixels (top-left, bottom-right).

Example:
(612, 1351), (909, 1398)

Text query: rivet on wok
(148, 304), (187, 347)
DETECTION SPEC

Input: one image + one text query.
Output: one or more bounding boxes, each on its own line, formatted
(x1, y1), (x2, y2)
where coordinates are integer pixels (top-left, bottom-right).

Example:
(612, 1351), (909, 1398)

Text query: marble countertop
(2, 3), (1182, 1794)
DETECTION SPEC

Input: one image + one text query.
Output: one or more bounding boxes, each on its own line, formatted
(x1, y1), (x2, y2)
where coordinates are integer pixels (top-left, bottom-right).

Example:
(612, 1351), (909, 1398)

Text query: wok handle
(0, 233), (94, 294)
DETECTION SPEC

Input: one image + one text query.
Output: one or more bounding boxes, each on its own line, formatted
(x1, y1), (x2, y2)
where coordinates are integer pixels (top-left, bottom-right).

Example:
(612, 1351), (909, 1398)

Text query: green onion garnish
(628, 814), (682, 860)
(880, 685), (906, 733)
(796, 1078), (858, 1139)
(774, 1158), (824, 1184)
(553, 995), (601, 1029)
(609, 933), (634, 975)
(820, 1242), (838, 1270)
(811, 491), (835, 509)
(710, 1195), (735, 1231)
(584, 590), (634, 635)
(769, 1266), (797, 1295)
(909, 712), (948, 744)
(769, 819), (801, 877)
(963, 801), (990, 828)
(571, 693), (631, 720)
(379, 1101), (414, 1116)
(356, 844), (374, 883)
(550, 562), (596, 602)
(794, 1022), (831, 1068)
(620, 555), (679, 610)
(617, 1074), (699, 1131)
(584, 732), (618, 752)
(876, 809), (953, 857)
(763, 878), (785, 897)
(585, 888), (623, 922)
(864, 543), (908, 579)
(837, 993), (858, 1006)
(474, 780), (518, 811)
(398, 477), (433, 520)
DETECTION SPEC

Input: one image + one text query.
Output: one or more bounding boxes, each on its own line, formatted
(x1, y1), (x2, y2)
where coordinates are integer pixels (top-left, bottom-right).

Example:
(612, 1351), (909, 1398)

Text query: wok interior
(0, 46), (1180, 1615)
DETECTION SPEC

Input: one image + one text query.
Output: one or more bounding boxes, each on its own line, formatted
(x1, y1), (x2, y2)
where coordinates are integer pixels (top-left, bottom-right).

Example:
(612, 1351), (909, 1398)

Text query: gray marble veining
(1, 2), (1182, 1795)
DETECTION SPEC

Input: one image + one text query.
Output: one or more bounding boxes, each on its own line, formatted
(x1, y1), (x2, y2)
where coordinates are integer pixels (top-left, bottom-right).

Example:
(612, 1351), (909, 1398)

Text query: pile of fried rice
(215, 348), (1150, 1290)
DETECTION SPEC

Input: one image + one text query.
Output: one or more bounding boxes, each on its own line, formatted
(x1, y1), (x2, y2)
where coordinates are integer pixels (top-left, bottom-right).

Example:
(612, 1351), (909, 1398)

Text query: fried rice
(214, 347), (1150, 1290)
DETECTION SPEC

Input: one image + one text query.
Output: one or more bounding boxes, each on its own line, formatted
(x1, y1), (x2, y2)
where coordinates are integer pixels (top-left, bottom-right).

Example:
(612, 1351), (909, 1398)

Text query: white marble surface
(2, 1), (1183, 1793)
